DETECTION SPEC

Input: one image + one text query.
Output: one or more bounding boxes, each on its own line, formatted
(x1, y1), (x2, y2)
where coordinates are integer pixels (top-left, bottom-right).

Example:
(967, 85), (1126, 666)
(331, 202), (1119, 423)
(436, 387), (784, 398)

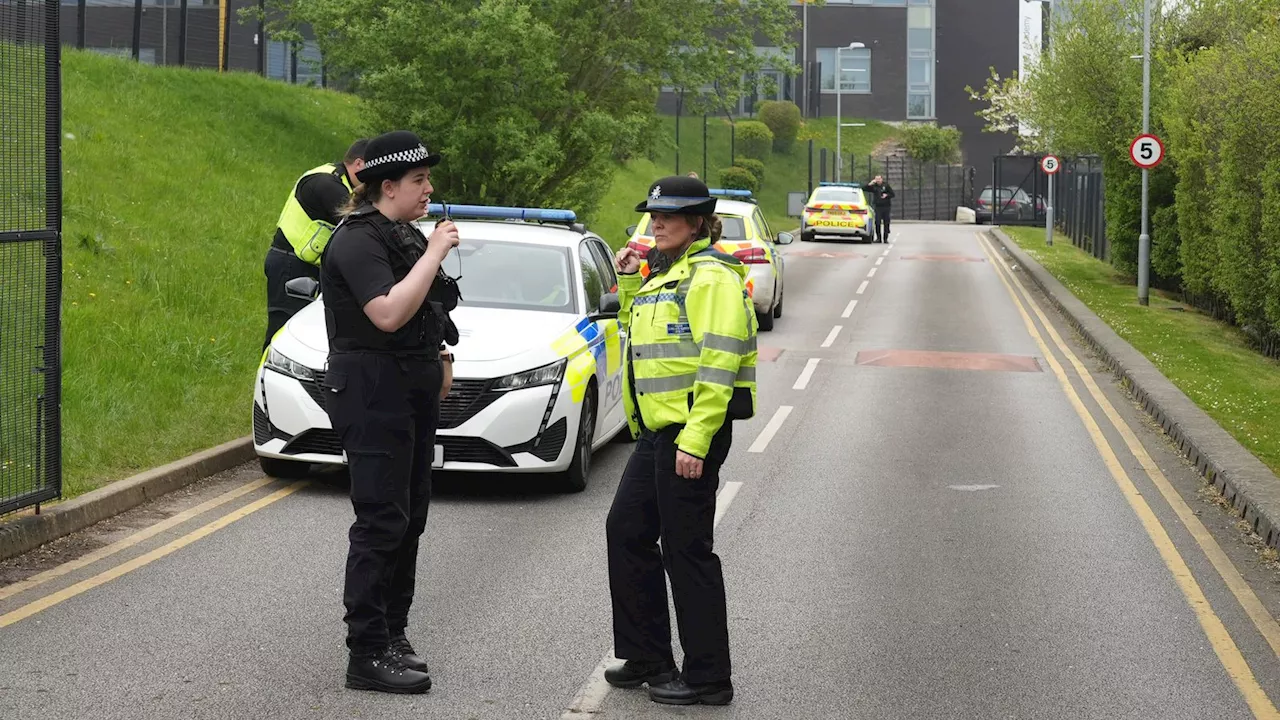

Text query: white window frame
(817, 47), (871, 95)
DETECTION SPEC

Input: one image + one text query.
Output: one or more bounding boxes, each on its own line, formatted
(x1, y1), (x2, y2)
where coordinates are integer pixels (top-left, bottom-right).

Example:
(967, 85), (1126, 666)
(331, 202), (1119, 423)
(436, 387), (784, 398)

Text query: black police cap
(635, 175), (717, 215)
(356, 130), (442, 185)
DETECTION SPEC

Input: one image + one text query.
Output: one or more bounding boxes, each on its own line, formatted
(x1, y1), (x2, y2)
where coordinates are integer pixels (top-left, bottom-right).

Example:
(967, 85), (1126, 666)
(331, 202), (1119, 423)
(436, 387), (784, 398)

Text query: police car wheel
(801, 231), (814, 243)
(756, 308), (775, 332)
(772, 287), (783, 319)
(258, 456), (311, 480)
(559, 385), (596, 493)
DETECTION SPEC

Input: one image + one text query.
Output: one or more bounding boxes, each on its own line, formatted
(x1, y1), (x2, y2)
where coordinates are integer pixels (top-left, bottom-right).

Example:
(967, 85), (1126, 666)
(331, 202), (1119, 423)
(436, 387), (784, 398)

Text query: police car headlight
(265, 347), (315, 381)
(493, 359), (566, 392)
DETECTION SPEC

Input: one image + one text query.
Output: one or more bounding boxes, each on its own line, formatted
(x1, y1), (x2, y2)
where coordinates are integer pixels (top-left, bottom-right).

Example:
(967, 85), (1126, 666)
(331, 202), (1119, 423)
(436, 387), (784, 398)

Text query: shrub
(758, 100), (801, 153)
(733, 157), (766, 185)
(735, 120), (774, 161)
(718, 166), (759, 193)
(899, 123), (962, 164)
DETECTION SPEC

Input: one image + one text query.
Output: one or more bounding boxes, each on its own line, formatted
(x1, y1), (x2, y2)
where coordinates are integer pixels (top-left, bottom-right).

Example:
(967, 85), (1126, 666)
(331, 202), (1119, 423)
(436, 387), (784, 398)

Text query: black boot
(389, 635), (429, 673)
(649, 677), (734, 706)
(603, 659), (678, 689)
(345, 649), (432, 694)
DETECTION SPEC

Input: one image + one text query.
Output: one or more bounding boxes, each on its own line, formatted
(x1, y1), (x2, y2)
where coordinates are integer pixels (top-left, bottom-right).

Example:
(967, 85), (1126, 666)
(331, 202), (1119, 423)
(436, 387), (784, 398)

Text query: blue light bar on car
(426, 203), (577, 222)
(707, 188), (753, 198)
(819, 182), (862, 188)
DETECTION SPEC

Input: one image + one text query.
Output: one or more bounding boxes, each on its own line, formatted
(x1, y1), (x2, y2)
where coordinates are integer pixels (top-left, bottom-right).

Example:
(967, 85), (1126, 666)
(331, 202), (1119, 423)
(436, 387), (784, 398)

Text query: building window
(906, 1), (935, 118)
(817, 47), (870, 94)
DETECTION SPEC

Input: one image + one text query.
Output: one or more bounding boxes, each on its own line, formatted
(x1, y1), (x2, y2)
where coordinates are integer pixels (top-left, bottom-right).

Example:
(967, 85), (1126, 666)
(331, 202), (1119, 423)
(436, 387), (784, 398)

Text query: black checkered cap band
(364, 145), (430, 169)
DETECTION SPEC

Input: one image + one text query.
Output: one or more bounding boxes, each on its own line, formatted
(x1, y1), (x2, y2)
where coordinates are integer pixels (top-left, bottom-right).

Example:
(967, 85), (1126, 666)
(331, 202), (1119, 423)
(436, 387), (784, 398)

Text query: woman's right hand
(427, 220), (460, 260)
(615, 246), (641, 275)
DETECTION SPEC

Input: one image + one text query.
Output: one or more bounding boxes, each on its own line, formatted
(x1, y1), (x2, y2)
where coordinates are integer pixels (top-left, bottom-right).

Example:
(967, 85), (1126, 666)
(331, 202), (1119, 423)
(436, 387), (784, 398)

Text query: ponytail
(340, 182), (382, 217)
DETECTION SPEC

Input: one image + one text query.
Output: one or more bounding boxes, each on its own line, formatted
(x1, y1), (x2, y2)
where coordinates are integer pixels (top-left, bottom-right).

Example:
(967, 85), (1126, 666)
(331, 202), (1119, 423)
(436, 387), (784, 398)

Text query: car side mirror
(776, 231), (795, 246)
(285, 276), (320, 302)
(596, 292), (621, 318)
(625, 225), (638, 237)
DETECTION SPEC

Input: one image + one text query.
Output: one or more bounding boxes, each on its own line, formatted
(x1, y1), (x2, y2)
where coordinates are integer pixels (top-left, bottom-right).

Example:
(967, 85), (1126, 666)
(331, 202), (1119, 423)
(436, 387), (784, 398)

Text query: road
(4, 223), (1280, 719)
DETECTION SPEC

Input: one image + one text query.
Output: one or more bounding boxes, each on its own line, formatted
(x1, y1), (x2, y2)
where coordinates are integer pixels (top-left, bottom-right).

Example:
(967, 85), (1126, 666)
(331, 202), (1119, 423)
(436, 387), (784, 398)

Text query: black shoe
(603, 659), (678, 689)
(649, 677), (734, 705)
(389, 635), (429, 673)
(345, 649), (432, 694)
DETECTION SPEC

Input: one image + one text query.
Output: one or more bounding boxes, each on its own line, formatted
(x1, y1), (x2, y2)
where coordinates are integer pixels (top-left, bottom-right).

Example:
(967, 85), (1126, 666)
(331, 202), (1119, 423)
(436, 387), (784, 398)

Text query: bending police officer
(318, 130), (461, 694)
(263, 139), (368, 350)
(604, 175), (758, 706)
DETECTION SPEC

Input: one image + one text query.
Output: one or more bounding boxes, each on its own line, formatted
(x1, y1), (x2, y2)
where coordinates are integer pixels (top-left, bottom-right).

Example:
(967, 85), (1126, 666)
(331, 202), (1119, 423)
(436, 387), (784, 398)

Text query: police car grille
(439, 436), (515, 467)
(302, 372), (327, 408)
(253, 405), (272, 445)
(439, 380), (499, 429)
(283, 429), (343, 457)
(532, 417), (568, 462)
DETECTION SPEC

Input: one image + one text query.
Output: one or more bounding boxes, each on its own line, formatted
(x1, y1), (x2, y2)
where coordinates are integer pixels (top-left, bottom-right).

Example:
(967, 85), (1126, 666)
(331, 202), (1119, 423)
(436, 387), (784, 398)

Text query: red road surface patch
(898, 255), (986, 263)
(855, 349), (1041, 373)
(785, 251), (866, 259)
(758, 346), (784, 363)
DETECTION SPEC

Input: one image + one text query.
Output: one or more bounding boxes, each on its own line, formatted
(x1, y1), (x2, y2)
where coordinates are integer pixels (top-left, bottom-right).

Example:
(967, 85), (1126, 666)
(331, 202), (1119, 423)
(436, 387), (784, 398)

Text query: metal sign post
(1041, 155), (1061, 246)
(1136, 0), (1155, 306)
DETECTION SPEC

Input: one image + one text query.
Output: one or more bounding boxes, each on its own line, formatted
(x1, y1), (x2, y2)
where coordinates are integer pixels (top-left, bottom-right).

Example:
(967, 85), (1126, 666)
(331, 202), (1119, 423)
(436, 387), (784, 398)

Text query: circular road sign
(1130, 134), (1165, 169)
(1041, 155), (1062, 175)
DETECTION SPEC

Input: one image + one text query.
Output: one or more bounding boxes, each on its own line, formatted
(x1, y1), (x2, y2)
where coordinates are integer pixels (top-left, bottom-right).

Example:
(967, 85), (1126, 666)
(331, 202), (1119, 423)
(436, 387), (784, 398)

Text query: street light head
(847, 42), (865, 49)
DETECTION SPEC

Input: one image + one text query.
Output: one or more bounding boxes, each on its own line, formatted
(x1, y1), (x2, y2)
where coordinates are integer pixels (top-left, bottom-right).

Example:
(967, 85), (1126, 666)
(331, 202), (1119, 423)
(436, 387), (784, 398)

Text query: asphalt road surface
(4, 224), (1280, 720)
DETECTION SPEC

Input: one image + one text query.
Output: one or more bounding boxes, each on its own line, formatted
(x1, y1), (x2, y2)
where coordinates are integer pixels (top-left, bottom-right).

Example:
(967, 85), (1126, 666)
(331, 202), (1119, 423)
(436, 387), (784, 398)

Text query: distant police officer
(865, 174), (895, 243)
(263, 139), (368, 350)
(318, 130), (461, 694)
(604, 175), (758, 706)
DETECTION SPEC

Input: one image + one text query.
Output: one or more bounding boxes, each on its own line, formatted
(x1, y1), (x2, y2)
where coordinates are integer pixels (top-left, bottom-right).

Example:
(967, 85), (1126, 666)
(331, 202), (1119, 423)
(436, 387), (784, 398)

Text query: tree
(252, 0), (798, 223)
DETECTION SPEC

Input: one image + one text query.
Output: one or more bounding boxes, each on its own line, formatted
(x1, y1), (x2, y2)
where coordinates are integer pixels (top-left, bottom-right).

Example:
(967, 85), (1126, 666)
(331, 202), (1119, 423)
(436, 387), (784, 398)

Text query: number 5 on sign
(1041, 155), (1061, 175)
(1130, 134), (1164, 169)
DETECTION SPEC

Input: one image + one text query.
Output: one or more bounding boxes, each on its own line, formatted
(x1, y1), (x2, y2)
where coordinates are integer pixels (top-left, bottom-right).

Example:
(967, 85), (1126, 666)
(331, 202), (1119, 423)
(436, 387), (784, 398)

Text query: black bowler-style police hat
(635, 175), (717, 215)
(356, 130), (442, 185)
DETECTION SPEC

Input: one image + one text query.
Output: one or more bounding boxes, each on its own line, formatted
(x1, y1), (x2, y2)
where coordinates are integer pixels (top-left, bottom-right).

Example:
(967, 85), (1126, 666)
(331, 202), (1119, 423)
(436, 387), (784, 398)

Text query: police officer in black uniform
(318, 130), (461, 694)
(263, 139), (368, 350)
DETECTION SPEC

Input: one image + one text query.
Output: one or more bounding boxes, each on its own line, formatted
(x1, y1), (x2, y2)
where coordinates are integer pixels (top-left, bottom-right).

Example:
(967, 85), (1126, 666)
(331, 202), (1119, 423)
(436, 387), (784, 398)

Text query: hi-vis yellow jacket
(276, 163), (352, 266)
(618, 237), (759, 459)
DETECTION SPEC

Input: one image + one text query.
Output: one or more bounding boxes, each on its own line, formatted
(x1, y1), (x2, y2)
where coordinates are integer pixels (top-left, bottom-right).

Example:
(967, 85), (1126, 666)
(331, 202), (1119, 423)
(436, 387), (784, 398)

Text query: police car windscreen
(814, 188), (864, 204)
(443, 239), (576, 314)
(718, 216), (747, 241)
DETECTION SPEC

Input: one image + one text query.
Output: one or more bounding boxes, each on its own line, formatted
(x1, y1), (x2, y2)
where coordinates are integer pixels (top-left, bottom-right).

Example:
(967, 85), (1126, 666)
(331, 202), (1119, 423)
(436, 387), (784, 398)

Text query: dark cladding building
(659, 0), (1022, 188)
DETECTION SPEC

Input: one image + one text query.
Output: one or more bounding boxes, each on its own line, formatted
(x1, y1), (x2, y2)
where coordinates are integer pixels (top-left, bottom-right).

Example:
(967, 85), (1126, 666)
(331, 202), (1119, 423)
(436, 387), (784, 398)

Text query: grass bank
(54, 49), (365, 498)
(1003, 227), (1280, 476)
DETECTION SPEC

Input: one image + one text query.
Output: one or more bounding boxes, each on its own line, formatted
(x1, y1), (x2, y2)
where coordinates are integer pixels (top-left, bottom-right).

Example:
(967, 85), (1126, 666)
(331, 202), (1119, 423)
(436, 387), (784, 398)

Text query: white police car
(253, 204), (630, 492)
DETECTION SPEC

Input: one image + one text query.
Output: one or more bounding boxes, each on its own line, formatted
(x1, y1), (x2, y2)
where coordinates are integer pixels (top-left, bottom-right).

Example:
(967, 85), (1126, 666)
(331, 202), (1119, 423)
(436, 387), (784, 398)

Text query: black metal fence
(1, 0), (64, 515)
(805, 145), (975, 222)
(57, 0), (324, 85)
(1055, 155), (1108, 261)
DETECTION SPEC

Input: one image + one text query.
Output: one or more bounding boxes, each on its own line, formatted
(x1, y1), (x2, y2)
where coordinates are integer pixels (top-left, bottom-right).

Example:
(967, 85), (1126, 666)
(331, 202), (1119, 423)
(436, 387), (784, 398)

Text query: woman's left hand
(675, 450), (704, 479)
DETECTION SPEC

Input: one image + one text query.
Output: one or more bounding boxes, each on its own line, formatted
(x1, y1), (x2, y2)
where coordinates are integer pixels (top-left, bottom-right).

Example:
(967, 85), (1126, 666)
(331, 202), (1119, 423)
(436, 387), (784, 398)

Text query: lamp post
(1137, 0), (1152, 306)
(835, 41), (866, 182)
(1024, 0), (1056, 247)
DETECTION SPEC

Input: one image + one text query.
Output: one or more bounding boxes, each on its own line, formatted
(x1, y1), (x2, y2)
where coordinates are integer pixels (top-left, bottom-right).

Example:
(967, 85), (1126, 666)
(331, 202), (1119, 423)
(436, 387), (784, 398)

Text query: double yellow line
(0, 478), (307, 629)
(977, 232), (1280, 719)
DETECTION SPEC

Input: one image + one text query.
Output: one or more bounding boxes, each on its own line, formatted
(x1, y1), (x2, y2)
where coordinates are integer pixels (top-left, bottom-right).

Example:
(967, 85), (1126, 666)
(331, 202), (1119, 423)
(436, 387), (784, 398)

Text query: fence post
(820, 149), (827, 184)
(132, 0), (143, 61)
(807, 139), (814, 196)
(702, 114), (708, 180)
(257, 0), (265, 75)
(77, 0), (86, 49)
(729, 122), (735, 165)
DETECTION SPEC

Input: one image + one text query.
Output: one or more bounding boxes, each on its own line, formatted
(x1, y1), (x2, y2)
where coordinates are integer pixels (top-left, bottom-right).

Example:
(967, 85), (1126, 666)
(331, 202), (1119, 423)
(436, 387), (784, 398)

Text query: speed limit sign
(1130, 134), (1165, 169)
(1041, 155), (1061, 175)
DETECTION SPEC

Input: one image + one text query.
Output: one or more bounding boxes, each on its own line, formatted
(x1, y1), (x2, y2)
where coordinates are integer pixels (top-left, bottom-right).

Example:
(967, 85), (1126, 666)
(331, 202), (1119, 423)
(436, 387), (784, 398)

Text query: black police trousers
(874, 206), (891, 242)
(322, 352), (442, 658)
(606, 422), (734, 685)
(263, 246), (319, 351)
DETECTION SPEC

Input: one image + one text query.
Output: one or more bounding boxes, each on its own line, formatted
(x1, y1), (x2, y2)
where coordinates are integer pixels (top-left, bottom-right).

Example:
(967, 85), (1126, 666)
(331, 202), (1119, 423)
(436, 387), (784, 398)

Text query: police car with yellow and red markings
(253, 204), (629, 492)
(800, 182), (877, 243)
(623, 188), (794, 331)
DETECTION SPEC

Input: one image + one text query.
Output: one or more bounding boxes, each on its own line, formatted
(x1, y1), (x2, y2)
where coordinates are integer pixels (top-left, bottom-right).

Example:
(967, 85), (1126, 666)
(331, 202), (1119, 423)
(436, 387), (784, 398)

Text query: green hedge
(718, 166), (759, 193)
(733, 156), (766, 185)
(735, 120), (773, 161)
(758, 100), (801, 153)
